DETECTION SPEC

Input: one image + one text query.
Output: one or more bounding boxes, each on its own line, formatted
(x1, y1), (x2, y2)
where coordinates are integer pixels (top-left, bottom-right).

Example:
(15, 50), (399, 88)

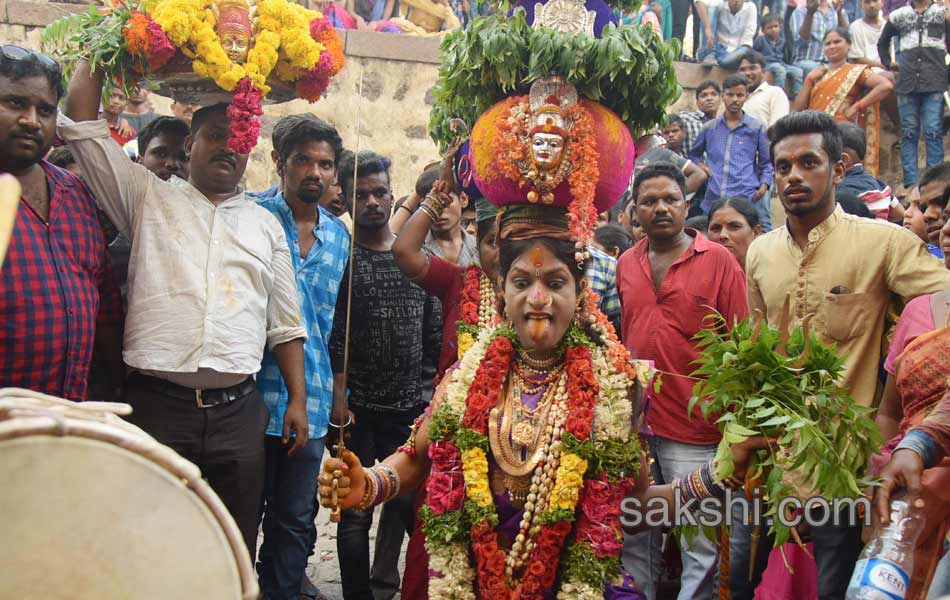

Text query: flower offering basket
(41, 0), (346, 151)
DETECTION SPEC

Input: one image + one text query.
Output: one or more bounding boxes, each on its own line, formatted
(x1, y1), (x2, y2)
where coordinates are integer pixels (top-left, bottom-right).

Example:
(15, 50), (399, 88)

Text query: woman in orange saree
(873, 290), (950, 599)
(792, 27), (893, 176)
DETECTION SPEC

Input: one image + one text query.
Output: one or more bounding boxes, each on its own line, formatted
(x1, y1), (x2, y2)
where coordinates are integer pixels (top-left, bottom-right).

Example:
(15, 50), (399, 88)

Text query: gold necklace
(489, 372), (563, 477)
(517, 350), (563, 371)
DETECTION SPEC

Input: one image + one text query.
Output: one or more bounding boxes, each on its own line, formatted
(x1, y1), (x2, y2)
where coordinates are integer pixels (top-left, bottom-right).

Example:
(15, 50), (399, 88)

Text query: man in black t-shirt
(329, 151), (442, 600)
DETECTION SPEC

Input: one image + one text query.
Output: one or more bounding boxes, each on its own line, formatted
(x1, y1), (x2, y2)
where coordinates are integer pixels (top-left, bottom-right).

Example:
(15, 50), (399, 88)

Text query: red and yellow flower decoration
(117, 0), (345, 152)
(420, 308), (642, 599)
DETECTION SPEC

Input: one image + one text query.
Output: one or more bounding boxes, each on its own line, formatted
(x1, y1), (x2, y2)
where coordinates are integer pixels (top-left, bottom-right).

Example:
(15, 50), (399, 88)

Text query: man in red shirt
(0, 45), (122, 400)
(617, 162), (748, 600)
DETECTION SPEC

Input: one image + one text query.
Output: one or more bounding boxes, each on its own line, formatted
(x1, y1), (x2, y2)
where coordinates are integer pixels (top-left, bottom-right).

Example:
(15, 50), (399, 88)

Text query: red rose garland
(226, 77), (264, 154)
(461, 336), (513, 433)
(460, 265), (482, 326)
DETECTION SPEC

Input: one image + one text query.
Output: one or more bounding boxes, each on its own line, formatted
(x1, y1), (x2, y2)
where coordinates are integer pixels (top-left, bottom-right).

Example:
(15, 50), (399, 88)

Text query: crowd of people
(1, 10), (950, 598)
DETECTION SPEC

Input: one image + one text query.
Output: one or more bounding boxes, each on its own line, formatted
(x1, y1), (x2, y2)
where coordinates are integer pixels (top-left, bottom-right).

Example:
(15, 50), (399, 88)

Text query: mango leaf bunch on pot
(688, 306), (881, 551)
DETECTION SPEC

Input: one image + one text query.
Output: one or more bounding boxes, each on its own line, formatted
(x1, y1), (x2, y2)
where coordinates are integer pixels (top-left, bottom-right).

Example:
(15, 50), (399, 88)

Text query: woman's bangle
(675, 461), (727, 504)
(355, 468), (376, 511)
(397, 203), (415, 215)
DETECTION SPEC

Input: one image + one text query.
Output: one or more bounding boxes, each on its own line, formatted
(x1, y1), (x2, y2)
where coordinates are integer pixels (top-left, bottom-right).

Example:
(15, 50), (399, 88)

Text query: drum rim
(0, 388), (259, 600)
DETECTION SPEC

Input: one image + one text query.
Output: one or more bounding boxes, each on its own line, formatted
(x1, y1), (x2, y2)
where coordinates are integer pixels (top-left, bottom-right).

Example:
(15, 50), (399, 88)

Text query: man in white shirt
(702, 0), (758, 67)
(739, 51), (791, 127)
(849, 0), (886, 67)
(59, 61), (310, 561)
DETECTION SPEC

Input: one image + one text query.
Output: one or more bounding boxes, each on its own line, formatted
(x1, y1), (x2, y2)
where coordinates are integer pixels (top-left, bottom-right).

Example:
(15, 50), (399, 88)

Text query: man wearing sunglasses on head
(0, 45), (123, 402)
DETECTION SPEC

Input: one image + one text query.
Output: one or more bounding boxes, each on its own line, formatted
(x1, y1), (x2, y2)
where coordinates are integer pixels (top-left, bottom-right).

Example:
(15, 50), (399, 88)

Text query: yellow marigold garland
(548, 453), (587, 512)
(461, 448), (494, 508)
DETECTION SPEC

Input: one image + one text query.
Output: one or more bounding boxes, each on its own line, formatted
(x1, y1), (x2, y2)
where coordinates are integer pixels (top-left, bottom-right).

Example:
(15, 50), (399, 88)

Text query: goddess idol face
(216, 0), (253, 64)
(531, 132), (565, 171)
(220, 31), (250, 63)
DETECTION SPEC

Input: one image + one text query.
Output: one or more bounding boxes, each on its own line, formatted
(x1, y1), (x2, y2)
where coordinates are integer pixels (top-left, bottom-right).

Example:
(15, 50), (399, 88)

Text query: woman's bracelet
(397, 203), (415, 214)
(355, 468), (377, 511)
(356, 463), (401, 511)
(674, 461), (729, 504)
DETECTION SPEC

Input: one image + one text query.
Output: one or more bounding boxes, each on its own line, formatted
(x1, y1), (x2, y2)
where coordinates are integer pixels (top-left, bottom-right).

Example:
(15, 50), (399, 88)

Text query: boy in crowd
(100, 86), (135, 146)
(662, 114), (688, 158)
(753, 13), (803, 91)
(837, 122), (903, 222)
(679, 80), (722, 155)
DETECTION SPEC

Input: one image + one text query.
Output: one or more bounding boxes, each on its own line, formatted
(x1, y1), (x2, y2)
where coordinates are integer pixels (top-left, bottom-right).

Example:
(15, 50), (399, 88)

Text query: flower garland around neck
(123, 0), (345, 152)
(421, 305), (642, 599)
(457, 265), (497, 359)
(497, 96), (601, 258)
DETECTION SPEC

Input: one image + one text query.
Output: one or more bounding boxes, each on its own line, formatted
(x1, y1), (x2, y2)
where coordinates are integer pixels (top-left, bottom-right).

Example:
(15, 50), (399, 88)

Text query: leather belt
(130, 373), (256, 409)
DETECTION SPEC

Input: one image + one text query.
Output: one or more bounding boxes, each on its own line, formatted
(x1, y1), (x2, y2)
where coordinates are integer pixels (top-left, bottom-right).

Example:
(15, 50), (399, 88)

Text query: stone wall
(1, 1), (936, 196)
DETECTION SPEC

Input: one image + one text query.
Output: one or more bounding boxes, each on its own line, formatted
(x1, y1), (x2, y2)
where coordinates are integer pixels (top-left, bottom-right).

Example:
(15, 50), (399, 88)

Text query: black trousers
(124, 373), (269, 562)
(337, 406), (422, 600)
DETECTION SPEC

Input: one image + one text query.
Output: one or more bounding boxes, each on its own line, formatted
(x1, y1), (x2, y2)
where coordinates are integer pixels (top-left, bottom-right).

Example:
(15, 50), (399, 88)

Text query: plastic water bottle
(846, 497), (922, 600)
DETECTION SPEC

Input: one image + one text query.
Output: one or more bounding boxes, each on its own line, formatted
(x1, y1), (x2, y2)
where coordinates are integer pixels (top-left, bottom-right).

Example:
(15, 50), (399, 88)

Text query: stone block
(0, 23), (26, 44)
(345, 30), (440, 64)
(6, 0), (86, 27)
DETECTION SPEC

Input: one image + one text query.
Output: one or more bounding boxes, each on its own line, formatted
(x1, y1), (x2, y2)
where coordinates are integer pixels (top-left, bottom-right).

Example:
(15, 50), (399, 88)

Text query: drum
(0, 388), (259, 600)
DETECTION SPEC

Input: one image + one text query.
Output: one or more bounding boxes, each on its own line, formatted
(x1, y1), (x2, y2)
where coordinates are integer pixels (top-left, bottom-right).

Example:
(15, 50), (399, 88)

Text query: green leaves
(429, 11), (681, 150)
(691, 316), (882, 549)
(42, 0), (145, 97)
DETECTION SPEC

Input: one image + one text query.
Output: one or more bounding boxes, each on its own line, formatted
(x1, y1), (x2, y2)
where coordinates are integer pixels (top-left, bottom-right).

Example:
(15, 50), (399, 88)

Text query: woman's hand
(805, 66), (828, 85)
(317, 449), (365, 512)
(873, 448), (924, 526)
(843, 103), (860, 120)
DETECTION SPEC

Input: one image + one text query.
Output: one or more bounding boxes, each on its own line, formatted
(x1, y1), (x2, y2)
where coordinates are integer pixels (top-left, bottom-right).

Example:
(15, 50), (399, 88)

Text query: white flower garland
(556, 580), (603, 600)
(590, 345), (633, 442)
(428, 542), (478, 600)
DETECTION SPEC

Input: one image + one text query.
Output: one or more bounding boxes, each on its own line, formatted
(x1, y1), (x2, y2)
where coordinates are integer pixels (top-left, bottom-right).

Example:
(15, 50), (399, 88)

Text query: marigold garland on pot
(45, 0), (346, 153)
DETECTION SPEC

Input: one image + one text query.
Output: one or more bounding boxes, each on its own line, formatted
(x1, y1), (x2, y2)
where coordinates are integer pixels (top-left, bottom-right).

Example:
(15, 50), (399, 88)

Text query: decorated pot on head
(41, 0), (348, 152)
(470, 75), (634, 253)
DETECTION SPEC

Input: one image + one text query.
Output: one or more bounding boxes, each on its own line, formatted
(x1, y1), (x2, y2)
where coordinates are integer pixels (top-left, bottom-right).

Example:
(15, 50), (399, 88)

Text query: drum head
(0, 434), (244, 599)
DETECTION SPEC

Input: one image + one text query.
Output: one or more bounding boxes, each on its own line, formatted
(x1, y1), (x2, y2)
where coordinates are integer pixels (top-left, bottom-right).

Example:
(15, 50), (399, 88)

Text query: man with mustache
(253, 114), (351, 600)
(329, 151), (441, 600)
(741, 111), (950, 599)
(58, 60), (310, 562)
(0, 46), (122, 401)
(617, 162), (748, 600)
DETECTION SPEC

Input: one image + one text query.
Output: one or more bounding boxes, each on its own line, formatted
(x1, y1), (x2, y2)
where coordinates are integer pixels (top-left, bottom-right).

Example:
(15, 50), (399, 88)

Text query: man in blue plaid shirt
(255, 114), (351, 600)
